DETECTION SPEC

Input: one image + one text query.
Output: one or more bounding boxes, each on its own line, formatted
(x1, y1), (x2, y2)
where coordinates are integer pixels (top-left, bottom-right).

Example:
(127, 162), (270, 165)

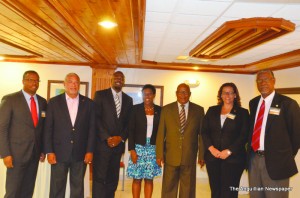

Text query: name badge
(41, 111), (46, 118)
(269, 107), (280, 115)
(226, 113), (236, 120)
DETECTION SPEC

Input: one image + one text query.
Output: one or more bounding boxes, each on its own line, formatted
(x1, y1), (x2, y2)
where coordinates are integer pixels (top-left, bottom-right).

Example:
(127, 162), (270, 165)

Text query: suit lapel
(36, 95), (44, 128)
(59, 94), (73, 127)
(74, 94), (85, 127)
(108, 89), (118, 120)
(172, 102), (180, 127)
(265, 93), (280, 134)
(222, 106), (237, 130)
(120, 92), (128, 119)
(19, 91), (34, 127)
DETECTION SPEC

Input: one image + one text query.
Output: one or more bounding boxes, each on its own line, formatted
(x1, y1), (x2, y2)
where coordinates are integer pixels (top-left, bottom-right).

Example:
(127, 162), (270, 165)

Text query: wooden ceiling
(1, 0), (300, 74)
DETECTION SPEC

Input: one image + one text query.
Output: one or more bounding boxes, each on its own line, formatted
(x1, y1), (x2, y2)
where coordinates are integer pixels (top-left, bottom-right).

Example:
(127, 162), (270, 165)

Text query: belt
(255, 150), (265, 157)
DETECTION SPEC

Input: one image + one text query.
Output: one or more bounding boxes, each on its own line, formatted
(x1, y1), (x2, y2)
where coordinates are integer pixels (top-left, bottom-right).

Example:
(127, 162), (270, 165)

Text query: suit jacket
(93, 88), (133, 153)
(0, 90), (47, 162)
(43, 93), (96, 162)
(128, 103), (161, 151)
(202, 105), (249, 164)
(156, 102), (205, 166)
(247, 93), (300, 180)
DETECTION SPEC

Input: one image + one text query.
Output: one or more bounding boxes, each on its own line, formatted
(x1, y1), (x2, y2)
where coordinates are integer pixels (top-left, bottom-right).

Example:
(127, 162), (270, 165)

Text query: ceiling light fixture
(0, 56), (5, 61)
(98, 20), (118, 29)
(189, 17), (295, 60)
(184, 79), (200, 88)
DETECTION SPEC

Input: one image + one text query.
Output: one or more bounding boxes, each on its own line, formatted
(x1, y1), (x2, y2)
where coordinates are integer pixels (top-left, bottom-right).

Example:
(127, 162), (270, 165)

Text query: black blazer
(247, 93), (300, 180)
(0, 91), (47, 162)
(43, 93), (96, 162)
(202, 105), (249, 163)
(128, 103), (161, 151)
(93, 88), (133, 153)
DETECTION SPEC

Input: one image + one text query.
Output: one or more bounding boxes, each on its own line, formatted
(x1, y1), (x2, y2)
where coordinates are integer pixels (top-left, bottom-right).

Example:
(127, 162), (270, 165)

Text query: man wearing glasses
(247, 69), (300, 198)
(0, 70), (47, 198)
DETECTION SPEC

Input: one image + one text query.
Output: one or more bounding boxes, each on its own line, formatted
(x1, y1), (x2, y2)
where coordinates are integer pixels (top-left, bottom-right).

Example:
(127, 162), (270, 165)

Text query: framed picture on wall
(47, 80), (89, 100)
(123, 84), (164, 106)
(276, 87), (300, 104)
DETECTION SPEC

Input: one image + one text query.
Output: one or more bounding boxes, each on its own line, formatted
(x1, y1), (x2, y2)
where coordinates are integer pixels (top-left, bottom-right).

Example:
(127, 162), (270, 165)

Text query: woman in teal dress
(127, 84), (161, 198)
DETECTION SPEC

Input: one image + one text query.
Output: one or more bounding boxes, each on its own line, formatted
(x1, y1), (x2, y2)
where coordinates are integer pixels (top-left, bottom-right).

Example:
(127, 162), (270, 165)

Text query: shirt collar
(22, 89), (37, 100)
(111, 88), (122, 97)
(177, 101), (189, 108)
(260, 90), (275, 103)
(65, 93), (79, 100)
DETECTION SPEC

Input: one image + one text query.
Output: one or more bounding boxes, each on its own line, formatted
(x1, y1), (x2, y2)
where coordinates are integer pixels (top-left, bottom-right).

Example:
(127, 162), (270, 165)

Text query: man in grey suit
(44, 73), (95, 198)
(0, 70), (47, 198)
(156, 83), (205, 198)
(93, 71), (133, 198)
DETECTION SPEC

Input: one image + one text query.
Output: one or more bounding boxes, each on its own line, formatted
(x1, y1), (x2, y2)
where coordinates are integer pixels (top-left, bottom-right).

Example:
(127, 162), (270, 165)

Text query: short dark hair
(142, 84), (156, 95)
(23, 70), (39, 80)
(217, 82), (241, 107)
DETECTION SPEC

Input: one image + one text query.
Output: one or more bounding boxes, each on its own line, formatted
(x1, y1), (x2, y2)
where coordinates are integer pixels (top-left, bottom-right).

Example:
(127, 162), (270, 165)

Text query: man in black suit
(44, 73), (95, 198)
(0, 70), (47, 198)
(247, 69), (300, 198)
(93, 71), (133, 198)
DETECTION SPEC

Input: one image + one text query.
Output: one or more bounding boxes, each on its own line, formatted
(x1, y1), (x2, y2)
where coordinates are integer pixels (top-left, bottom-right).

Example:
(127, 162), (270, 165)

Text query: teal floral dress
(127, 138), (161, 179)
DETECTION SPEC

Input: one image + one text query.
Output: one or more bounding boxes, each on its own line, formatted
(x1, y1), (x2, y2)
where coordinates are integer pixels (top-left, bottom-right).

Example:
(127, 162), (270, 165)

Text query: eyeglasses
(222, 92), (235, 96)
(256, 78), (273, 84)
(24, 79), (40, 83)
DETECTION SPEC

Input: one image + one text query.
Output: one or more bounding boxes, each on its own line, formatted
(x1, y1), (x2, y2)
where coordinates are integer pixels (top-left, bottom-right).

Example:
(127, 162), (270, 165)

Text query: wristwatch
(227, 150), (232, 155)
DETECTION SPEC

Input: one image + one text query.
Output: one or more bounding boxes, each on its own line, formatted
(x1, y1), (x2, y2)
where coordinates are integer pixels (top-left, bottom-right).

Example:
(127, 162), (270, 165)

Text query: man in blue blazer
(0, 70), (47, 198)
(93, 71), (133, 198)
(44, 73), (95, 198)
(247, 70), (300, 198)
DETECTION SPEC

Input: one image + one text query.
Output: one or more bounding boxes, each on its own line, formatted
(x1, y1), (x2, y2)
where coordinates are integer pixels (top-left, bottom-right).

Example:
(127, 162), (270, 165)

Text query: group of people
(0, 69), (299, 198)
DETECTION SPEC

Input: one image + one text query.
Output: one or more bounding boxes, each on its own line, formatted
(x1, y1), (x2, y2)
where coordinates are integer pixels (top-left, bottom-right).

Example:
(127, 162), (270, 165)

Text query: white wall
(118, 68), (255, 110)
(1, 63), (300, 197)
(0, 62), (92, 198)
(0, 62), (92, 100)
(118, 68), (255, 180)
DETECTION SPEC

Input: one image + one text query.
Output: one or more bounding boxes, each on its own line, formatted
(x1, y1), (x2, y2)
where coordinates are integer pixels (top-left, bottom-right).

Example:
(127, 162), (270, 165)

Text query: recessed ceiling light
(0, 56), (4, 61)
(193, 66), (199, 70)
(176, 55), (189, 60)
(98, 21), (118, 29)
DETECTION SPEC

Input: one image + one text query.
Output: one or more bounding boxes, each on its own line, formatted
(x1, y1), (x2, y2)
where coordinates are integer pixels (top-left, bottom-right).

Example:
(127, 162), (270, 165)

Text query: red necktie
(251, 100), (265, 151)
(30, 97), (38, 127)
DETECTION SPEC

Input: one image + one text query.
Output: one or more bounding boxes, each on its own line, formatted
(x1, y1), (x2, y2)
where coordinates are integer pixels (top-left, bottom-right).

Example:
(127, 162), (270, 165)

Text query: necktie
(115, 94), (121, 118)
(179, 104), (186, 133)
(30, 97), (38, 127)
(251, 100), (265, 151)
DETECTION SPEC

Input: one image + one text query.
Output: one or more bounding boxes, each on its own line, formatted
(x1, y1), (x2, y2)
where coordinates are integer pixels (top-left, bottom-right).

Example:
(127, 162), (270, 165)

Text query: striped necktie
(251, 100), (265, 151)
(115, 94), (121, 118)
(179, 104), (186, 133)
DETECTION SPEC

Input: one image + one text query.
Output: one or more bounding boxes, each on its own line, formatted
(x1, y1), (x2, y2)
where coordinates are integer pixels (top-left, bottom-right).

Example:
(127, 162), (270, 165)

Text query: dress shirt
(146, 115), (154, 138)
(111, 88), (122, 107)
(254, 91), (275, 151)
(65, 93), (79, 126)
(177, 101), (189, 120)
(220, 114), (228, 128)
(22, 89), (39, 116)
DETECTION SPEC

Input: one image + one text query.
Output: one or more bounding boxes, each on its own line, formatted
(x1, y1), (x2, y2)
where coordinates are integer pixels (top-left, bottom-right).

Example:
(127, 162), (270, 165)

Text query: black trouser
(49, 161), (87, 198)
(206, 159), (245, 198)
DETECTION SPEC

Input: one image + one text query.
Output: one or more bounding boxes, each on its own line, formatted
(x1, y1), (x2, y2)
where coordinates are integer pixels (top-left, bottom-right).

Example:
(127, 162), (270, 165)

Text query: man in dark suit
(0, 70), (47, 198)
(44, 73), (95, 198)
(156, 83), (205, 198)
(247, 70), (300, 198)
(93, 71), (133, 198)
